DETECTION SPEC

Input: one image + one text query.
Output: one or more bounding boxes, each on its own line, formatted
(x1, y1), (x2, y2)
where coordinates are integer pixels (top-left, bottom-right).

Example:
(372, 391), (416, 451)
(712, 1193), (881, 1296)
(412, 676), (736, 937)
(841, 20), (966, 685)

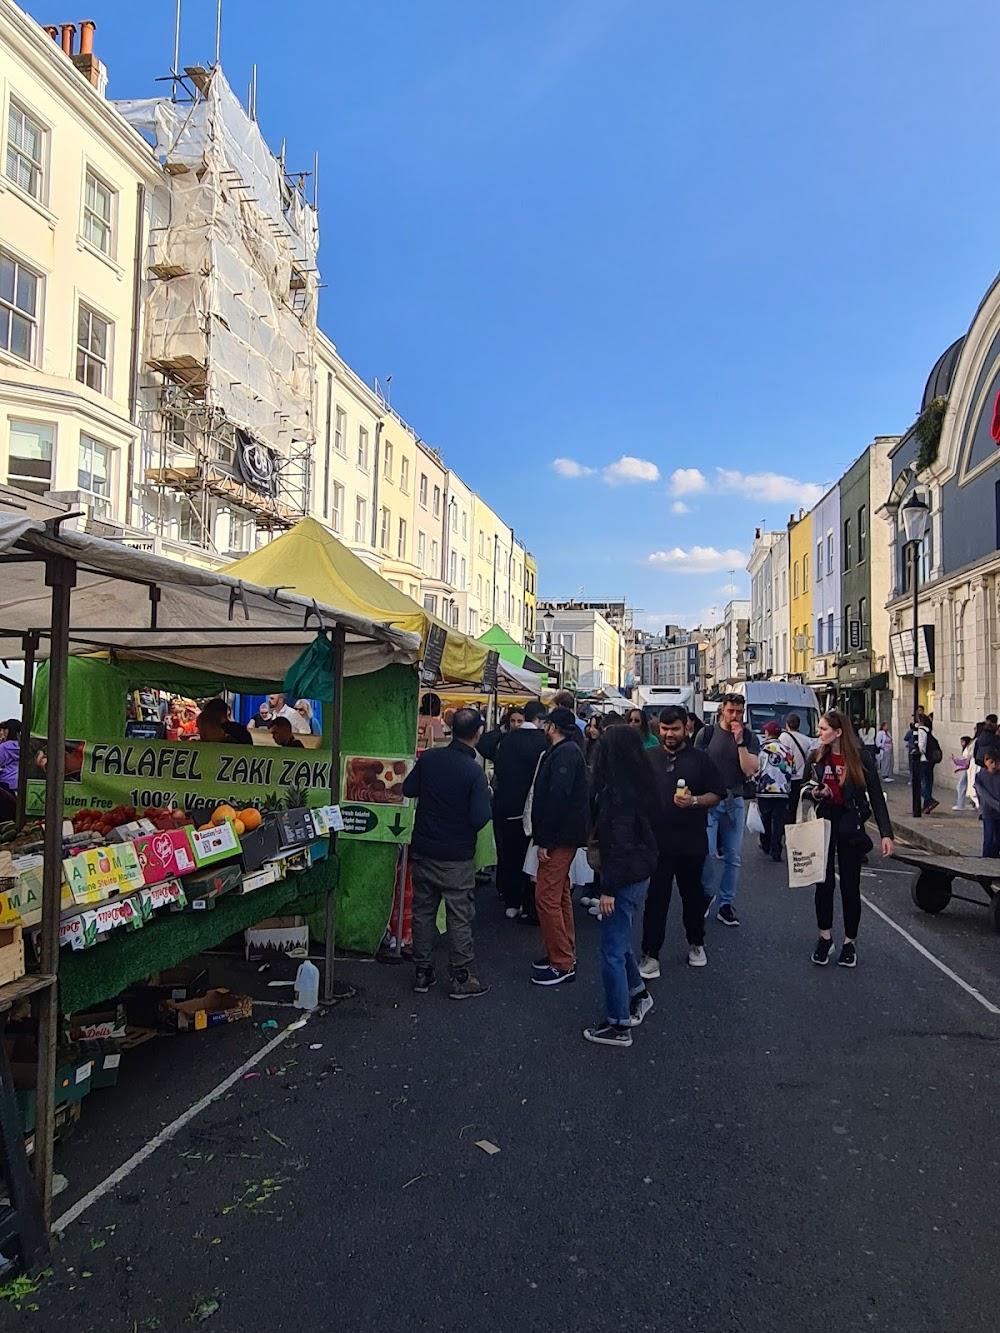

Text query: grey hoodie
(974, 767), (1000, 818)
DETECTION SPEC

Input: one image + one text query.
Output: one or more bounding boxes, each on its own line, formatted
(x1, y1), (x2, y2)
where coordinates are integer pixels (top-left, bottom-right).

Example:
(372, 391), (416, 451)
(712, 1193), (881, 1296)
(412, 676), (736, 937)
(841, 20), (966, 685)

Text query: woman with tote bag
(803, 710), (894, 969)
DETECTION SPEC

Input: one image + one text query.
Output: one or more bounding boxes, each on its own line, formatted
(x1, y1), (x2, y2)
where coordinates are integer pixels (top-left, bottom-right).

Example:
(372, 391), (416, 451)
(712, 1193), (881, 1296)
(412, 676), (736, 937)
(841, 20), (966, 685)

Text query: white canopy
(0, 511), (420, 680)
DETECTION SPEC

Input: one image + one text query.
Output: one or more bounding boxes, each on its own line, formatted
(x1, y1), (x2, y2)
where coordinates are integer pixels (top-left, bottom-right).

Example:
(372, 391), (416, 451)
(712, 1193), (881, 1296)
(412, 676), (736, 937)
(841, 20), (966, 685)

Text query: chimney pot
(79, 19), (96, 55)
(60, 22), (75, 55)
(43, 24), (59, 40)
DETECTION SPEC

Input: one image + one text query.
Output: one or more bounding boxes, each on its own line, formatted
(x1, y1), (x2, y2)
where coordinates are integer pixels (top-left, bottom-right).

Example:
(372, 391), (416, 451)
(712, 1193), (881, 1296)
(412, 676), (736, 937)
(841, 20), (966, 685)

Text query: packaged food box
(237, 820), (282, 873)
(245, 915), (309, 961)
(235, 863), (282, 895)
(134, 829), (197, 885)
(184, 862), (242, 911)
(160, 988), (253, 1032)
(276, 808), (316, 850)
(63, 845), (137, 906)
(188, 820), (241, 868)
(137, 879), (187, 920)
(66, 1004), (127, 1042)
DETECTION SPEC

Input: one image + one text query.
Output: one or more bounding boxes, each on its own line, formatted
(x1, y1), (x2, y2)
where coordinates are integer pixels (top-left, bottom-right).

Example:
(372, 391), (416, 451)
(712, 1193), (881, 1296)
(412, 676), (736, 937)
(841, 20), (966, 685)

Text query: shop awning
(226, 518), (493, 685)
(478, 623), (548, 675)
(0, 512), (421, 678)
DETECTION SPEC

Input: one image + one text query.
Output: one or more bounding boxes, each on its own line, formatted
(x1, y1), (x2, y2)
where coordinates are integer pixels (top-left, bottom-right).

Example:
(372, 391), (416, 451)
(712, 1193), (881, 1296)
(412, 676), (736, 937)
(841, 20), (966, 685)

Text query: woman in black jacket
(803, 709), (894, 969)
(582, 726), (659, 1048)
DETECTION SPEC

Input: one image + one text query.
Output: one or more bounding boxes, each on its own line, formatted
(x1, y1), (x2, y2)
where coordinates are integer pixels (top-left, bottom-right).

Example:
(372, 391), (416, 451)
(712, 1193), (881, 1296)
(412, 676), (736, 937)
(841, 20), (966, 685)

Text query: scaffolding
(116, 65), (319, 553)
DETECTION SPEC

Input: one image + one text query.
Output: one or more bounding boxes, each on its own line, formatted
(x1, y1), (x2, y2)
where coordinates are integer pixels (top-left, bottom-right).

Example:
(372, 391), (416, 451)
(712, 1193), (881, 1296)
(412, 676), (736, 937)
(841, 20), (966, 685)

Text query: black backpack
(925, 730), (942, 766)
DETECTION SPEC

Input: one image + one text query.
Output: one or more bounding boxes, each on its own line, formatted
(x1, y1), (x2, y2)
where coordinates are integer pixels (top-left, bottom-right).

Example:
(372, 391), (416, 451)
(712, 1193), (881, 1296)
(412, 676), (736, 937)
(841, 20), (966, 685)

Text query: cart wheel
(989, 891), (1000, 935)
(911, 870), (952, 914)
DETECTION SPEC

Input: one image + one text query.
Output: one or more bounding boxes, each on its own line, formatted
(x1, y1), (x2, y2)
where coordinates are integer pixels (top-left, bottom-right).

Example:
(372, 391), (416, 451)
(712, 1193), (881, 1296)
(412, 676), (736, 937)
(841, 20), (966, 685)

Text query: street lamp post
(541, 610), (556, 686)
(901, 493), (931, 819)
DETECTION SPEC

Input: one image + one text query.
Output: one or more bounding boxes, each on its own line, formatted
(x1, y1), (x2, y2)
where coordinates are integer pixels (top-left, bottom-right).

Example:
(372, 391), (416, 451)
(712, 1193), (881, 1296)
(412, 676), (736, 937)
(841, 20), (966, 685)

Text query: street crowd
(401, 691), (902, 1049)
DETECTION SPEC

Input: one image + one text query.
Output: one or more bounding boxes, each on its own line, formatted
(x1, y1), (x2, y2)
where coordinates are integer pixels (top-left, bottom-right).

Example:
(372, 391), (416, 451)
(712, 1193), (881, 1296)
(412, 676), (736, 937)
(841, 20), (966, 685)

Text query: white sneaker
(639, 954), (660, 980)
(629, 992), (654, 1026)
(580, 896), (596, 908)
(687, 945), (707, 968)
(504, 907), (520, 919)
(588, 905), (602, 918)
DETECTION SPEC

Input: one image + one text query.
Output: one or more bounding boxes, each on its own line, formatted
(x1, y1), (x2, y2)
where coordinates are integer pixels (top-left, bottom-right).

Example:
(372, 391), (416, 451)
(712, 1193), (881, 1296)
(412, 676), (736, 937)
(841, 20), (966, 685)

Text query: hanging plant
(914, 396), (947, 472)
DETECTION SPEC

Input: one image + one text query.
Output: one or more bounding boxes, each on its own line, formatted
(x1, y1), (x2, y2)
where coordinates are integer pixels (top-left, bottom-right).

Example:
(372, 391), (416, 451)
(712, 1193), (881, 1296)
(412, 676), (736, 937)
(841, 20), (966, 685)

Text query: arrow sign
(389, 812), (405, 837)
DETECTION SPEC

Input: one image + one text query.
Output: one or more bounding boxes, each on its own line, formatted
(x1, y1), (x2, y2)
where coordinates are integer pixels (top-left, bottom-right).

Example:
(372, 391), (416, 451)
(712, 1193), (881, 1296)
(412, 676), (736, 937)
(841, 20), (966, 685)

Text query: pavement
(883, 777), (984, 857)
(6, 839), (1000, 1332)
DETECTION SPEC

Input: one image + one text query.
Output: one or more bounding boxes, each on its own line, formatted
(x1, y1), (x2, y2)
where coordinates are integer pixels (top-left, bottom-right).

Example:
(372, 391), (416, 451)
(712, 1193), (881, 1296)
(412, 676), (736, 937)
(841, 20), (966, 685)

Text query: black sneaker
(717, 904), (740, 927)
(449, 970), (490, 999)
(530, 965), (576, 987)
(413, 967), (436, 993)
(811, 937), (834, 966)
(838, 942), (857, 969)
(531, 956), (551, 972)
(629, 990), (654, 1026)
(583, 1023), (633, 1048)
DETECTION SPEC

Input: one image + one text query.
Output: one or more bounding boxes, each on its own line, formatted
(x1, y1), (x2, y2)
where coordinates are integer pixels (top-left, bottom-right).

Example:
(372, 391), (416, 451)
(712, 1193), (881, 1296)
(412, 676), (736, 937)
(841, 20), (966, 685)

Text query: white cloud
(551, 457), (596, 478)
(715, 468), (825, 508)
(646, 545), (747, 574)
(670, 500), (690, 515)
(669, 467), (708, 496)
(602, 455), (660, 486)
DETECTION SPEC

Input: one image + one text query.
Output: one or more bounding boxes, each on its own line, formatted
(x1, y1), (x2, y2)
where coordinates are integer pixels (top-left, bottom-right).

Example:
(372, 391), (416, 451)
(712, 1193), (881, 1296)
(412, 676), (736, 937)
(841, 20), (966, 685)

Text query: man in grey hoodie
(974, 748), (1000, 858)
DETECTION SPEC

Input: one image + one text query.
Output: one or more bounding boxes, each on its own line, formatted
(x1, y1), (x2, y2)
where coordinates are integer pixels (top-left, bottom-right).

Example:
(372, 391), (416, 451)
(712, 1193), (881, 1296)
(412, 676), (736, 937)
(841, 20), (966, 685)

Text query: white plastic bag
(785, 802), (831, 889)
(746, 801), (765, 837)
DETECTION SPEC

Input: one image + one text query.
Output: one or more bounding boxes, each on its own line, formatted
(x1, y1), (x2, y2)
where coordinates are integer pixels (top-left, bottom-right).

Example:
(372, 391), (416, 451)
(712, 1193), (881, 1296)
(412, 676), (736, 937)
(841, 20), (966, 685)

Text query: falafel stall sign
(340, 755), (415, 842)
(25, 740), (415, 843)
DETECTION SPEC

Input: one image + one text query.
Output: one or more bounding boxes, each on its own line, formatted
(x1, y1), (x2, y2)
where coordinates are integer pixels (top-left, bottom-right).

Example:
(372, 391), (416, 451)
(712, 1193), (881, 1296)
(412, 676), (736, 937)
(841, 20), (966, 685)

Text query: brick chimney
(42, 19), (107, 95)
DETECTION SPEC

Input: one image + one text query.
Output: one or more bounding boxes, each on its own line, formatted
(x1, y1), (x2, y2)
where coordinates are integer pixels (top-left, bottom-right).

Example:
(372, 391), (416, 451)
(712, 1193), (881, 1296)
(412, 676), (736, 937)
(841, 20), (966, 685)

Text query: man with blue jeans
(695, 694), (760, 927)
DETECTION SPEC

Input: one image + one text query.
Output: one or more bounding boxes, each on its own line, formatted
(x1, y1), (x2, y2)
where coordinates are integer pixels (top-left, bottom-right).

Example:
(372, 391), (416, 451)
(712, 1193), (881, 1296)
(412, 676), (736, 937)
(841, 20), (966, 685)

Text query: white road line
(54, 1019), (307, 1234)
(861, 894), (1000, 1016)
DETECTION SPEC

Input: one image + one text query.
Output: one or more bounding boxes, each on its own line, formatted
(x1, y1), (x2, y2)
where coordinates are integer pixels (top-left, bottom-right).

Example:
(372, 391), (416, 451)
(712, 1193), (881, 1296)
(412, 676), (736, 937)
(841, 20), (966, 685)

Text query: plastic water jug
(294, 959), (320, 1010)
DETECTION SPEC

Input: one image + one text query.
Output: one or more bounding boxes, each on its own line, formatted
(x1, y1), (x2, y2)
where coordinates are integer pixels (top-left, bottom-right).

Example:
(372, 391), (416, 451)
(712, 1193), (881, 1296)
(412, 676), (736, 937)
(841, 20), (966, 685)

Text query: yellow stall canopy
(227, 517), (492, 685)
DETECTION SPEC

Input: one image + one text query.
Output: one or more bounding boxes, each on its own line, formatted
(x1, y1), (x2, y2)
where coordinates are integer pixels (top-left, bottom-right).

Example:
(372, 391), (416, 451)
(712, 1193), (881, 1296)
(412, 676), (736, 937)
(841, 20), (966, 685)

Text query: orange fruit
(211, 804), (237, 825)
(238, 807), (262, 831)
(233, 819), (246, 836)
(198, 822), (213, 831)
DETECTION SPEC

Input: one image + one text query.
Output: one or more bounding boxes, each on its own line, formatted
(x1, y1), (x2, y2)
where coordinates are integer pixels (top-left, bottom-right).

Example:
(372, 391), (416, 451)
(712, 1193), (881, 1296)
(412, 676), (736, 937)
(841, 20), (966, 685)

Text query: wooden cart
(893, 849), (1000, 932)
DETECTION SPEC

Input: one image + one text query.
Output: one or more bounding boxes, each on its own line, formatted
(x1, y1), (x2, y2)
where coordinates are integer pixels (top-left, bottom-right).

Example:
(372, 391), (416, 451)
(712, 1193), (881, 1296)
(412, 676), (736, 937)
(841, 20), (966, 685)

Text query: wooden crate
(0, 926), (26, 987)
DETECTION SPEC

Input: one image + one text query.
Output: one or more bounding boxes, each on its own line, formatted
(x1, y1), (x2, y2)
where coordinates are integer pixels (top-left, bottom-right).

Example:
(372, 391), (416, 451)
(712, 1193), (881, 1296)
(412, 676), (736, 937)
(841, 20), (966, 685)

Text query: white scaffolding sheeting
(117, 71), (319, 456)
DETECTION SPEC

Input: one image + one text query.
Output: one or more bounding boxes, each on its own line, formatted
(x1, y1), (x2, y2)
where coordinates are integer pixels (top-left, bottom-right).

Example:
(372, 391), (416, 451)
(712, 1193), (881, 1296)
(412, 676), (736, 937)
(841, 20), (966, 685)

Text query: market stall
(0, 508), (420, 1246)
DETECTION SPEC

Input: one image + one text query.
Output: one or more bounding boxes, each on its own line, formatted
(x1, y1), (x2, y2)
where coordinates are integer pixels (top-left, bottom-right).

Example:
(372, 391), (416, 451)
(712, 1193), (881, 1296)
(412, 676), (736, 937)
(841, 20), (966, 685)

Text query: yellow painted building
(0, 7), (160, 523)
(524, 551), (537, 649)
(788, 509), (813, 679)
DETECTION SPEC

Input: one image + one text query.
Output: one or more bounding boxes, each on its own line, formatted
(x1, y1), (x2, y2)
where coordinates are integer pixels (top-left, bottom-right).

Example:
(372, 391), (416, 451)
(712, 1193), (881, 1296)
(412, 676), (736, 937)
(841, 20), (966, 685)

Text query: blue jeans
(983, 815), (1000, 859)
(702, 795), (744, 906)
(920, 761), (934, 807)
(599, 879), (649, 1026)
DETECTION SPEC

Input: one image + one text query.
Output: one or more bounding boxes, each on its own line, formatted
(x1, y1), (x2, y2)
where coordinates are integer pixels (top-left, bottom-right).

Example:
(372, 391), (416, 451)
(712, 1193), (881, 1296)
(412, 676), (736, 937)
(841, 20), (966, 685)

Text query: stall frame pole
(34, 556), (74, 1227)
(15, 632), (38, 829)
(322, 626), (346, 1004)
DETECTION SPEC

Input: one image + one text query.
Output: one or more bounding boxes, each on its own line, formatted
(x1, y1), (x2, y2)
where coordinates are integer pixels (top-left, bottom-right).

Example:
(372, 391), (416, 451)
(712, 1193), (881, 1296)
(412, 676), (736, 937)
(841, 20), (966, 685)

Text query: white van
(738, 682), (821, 742)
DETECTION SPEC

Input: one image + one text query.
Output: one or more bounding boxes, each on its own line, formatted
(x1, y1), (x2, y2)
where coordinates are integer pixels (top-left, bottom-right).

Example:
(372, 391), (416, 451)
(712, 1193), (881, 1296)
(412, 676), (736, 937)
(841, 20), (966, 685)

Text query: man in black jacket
(479, 700), (548, 920)
(641, 706), (724, 977)
(530, 706), (589, 986)
(402, 707), (493, 999)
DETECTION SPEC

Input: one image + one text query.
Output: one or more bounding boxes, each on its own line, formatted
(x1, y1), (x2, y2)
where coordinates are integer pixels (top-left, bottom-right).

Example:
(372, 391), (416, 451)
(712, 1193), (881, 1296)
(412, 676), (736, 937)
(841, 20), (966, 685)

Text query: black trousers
(494, 817), (532, 911)
(642, 852), (706, 955)
(814, 813), (864, 939)
(759, 797), (788, 860)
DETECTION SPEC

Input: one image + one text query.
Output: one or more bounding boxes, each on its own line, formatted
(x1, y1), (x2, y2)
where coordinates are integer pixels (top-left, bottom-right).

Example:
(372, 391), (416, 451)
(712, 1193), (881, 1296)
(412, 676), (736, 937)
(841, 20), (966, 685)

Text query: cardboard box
(134, 829), (197, 885)
(235, 863), (282, 895)
(137, 879), (187, 920)
(237, 820), (282, 873)
(75, 1038), (122, 1089)
(62, 845), (129, 906)
(0, 925), (25, 986)
(30, 912), (95, 952)
(188, 820), (241, 869)
(7, 1038), (94, 1131)
(245, 915), (309, 961)
(80, 895), (143, 941)
(160, 987), (253, 1032)
(183, 862), (242, 911)
(114, 840), (146, 892)
(140, 964), (207, 1003)
(67, 1004), (127, 1042)
(276, 808), (316, 850)
(108, 818), (157, 843)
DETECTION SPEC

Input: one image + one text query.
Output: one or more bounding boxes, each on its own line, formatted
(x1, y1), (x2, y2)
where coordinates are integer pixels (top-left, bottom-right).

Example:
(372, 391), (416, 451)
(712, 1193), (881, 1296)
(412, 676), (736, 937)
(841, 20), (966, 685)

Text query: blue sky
(42, 0), (1000, 628)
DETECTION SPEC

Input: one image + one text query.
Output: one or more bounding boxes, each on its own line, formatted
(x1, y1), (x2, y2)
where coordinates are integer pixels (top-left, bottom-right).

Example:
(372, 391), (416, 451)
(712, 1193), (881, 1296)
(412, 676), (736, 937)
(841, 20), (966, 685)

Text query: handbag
(521, 753), (545, 837)
(785, 800), (832, 889)
(746, 801), (765, 837)
(585, 837), (601, 873)
(840, 803), (874, 854)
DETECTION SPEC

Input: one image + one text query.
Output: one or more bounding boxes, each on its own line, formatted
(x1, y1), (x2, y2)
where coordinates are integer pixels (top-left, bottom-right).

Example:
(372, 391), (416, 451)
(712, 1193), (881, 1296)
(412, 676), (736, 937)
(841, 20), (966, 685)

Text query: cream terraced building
(0, 4), (160, 529)
(0, 0), (539, 642)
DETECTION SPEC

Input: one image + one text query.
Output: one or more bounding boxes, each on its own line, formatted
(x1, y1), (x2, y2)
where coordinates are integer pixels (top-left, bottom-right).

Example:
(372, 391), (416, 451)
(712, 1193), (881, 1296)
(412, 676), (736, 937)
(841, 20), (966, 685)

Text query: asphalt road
(8, 840), (1000, 1332)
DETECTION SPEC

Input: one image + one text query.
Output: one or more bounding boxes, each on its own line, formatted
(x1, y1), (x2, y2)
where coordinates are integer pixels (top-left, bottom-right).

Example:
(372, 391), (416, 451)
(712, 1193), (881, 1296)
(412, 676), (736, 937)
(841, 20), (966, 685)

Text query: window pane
(11, 313), (31, 360)
(15, 266), (36, 316)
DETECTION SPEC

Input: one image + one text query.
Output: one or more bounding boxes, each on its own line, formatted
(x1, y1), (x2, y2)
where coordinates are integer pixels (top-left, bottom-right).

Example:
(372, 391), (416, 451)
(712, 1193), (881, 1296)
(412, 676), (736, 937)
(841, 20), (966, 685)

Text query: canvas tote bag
(785, 800), (832, 889)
